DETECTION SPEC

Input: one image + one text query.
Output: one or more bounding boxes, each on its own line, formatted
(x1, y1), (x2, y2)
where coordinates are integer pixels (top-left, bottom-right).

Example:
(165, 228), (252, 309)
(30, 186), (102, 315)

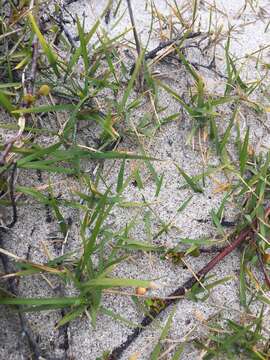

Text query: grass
(1, 0), (270, 359)
(196, 309), (268, 359)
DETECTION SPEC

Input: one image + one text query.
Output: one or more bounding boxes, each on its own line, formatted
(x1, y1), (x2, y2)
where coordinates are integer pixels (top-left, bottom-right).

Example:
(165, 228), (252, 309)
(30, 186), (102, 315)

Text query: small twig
(191, 61), (228, 79)
(126, 0), (144, 89)
(146, 32), (201, 61)
(129, 31), (201, 74)
(126, 0), (141, 56)
(65, 0), (80, 4)
(199, 246), (226, 253)
(108, 225), (253, 359)
(105, 0), (113, 25)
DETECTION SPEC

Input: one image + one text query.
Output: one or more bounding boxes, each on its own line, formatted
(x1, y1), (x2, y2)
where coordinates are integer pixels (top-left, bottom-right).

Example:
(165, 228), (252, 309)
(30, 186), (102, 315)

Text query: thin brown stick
(129, 31), (202, 74)
(108, 225), (253, 359)
(126, 0), (141, 56)
(126, 0), (144, 89)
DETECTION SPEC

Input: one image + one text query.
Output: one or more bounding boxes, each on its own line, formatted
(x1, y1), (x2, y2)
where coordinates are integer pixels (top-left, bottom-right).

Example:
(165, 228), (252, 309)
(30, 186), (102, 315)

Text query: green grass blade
(0, 297), (83, 307)
(81, 277), (152, 289)
(78, 191), (110, 273)
(175, 164), (203, 193)
(116, 159), (125, 193)
(177, 195), (193, 212)
(28, 13), (59, 76)
(240, 127), (249, 176)
(219, 110), (237, 154)
(66, 19), (100, 78)
(12, 104), (75, 114)
(0, 90), (14, 114)
(157, 81), (194, 115)
(56, 306), (85, 328)
(155, 173), (164, 197)
(17, 142), (62, 166)
(121, 49), (144, 110)
(62, 94), (91, 139)
(171, 343), (184, 360)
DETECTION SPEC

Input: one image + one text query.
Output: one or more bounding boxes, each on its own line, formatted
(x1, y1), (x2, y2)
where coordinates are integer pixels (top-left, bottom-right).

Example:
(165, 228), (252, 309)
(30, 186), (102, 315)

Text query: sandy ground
(1, 0), (270, 359)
